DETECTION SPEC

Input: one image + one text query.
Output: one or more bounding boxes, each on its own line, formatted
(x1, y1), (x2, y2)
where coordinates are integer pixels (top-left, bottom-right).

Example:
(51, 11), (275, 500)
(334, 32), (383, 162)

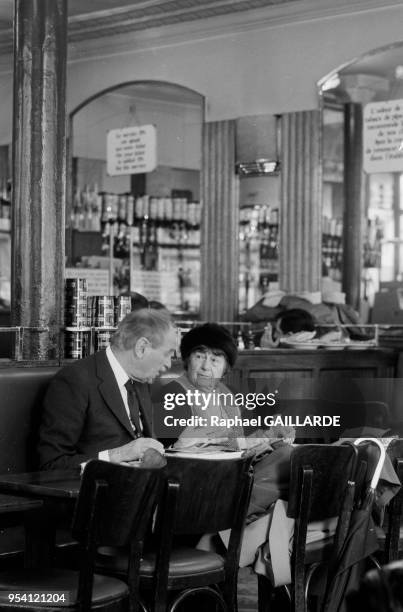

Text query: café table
(0, 470), (81, 568)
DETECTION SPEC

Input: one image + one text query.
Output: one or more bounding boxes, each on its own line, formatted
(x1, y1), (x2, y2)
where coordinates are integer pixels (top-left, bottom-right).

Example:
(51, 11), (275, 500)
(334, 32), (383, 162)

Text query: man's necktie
(125, 379), (143, 436)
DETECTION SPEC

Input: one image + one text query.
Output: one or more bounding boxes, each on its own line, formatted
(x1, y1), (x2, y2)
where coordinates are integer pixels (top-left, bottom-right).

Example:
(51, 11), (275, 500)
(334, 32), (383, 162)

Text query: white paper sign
(65, 268), (110, 296)
(130, 270), (180, 309)
(363, 100), (403, 173)
(107, 124), (157, 176)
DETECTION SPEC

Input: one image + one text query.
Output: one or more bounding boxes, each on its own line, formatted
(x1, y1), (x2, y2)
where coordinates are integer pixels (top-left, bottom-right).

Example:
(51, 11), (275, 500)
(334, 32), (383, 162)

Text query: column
(343, 102), (363, 311)
(200, 120), (239, 322)
(12, 0), (67, 360)
(280, 110), (322, 293)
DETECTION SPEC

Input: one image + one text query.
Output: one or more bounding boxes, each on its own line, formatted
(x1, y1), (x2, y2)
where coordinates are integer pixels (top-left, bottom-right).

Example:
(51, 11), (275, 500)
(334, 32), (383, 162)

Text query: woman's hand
(174, 425), (230, 449)
(243, 436), (273, 456)
(259, 422), (296, 445)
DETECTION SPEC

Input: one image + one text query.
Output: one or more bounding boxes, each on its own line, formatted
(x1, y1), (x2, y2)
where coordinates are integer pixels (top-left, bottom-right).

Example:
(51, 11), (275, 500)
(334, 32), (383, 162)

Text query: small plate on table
(279, 340), (319, 350)
(317, 342), (349, 350)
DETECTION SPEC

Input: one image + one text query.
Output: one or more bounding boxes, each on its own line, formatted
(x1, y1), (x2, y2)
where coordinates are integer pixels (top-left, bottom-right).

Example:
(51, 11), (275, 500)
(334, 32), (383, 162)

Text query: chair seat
(142, 547), (225, 578)
(97, 545), (226, 584)
(0, 568), (128, 607)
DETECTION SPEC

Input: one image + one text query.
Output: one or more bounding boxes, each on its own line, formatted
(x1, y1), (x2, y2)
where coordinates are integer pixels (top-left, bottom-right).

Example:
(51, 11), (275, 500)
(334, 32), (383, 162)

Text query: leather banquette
(0, 365), (60, 558)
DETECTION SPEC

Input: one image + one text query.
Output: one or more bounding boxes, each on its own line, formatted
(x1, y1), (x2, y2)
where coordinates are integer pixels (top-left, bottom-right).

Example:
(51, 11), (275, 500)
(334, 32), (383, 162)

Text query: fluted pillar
(201, 120), (239, 321)
(280, 110), (322, 293)
(12, 0), (67, 360)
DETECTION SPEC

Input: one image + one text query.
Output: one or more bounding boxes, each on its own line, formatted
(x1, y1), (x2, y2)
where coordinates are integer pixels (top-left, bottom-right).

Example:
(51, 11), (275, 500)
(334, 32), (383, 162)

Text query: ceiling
(0, 0), (402, 86)
(0, 0), (299, 52)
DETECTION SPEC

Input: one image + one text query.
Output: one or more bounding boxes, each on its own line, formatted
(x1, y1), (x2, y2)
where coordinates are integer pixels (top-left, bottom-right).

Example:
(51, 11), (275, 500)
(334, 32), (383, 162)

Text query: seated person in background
(38, 309), (176, 470)
(261, 308), (342, 348)
(148, 299), (170, 312)
(152, 322), (295, 452)
(243, 288), (369, 345)
(262, 308), (315, 347)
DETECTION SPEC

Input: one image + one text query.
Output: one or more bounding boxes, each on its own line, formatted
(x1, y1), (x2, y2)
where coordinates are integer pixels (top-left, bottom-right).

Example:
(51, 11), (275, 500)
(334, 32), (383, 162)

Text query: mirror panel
(319, 41), (403, 321)
(68, 82), (204, 317)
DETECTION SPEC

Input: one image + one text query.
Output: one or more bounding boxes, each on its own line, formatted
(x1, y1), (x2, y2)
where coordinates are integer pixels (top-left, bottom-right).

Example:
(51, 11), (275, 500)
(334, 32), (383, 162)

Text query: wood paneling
(201, 120), (239, 321)
(280, 110), (322, 293)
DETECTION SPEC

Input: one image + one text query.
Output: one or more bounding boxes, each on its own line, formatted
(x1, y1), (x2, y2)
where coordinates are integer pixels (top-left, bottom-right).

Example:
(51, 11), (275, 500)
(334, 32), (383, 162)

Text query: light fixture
(236, 159), (280, 176)
(235, 114), (281, 177)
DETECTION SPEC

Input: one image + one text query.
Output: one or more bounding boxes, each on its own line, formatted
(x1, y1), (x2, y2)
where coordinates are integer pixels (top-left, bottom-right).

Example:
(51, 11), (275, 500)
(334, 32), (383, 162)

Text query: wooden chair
(374, 438), (403, 564)
(257, 444), (358, 612)
(0, 460), (165, 611)
(97, 453), (254, 612)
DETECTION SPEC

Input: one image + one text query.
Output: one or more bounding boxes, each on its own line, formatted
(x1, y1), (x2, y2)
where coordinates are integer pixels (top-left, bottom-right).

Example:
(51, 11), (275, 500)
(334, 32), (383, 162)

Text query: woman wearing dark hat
(180, 322), (238, 391)
(154, 322), (294, 451)
(152, 323), (243, 449)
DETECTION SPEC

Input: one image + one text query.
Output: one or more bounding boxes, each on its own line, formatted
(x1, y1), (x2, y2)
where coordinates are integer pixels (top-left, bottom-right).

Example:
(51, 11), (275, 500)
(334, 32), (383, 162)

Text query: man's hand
(108, 438), (165, 463)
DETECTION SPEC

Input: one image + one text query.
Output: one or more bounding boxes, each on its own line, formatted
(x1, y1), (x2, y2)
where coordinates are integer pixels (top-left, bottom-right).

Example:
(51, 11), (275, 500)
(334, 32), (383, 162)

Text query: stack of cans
(65, 279), (88, 327)
(90, 295), (132, 351)
(64, 279), (91, 359)
(89, 295), (115, 352)
(115, 296), (132, 325)
(65, 283), (134, 358)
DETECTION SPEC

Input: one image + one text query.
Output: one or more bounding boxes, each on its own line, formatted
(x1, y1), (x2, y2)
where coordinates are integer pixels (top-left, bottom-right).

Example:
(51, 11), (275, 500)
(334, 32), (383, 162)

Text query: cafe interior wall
(0, 1), (402, 319)
(63, 3), (403, 122)
(0, 2), (400, 143)
(72, 89), (202, 195)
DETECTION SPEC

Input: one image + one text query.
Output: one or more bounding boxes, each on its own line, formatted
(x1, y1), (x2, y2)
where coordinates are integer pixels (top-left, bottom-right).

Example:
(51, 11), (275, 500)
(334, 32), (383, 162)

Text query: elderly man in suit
(38, 308), (177, 470)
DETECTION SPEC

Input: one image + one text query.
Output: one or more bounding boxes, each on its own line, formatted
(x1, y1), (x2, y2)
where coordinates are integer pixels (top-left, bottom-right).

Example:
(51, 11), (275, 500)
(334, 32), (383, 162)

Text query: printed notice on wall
(130, 270), (180, 310)
(363, 99), (403, 173)
(107, 124), (157, 176)
(65, 268), (110, 296)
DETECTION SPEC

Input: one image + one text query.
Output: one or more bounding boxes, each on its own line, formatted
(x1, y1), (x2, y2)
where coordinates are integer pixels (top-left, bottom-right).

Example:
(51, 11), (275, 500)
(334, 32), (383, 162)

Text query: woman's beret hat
(180, 323), (238, 367)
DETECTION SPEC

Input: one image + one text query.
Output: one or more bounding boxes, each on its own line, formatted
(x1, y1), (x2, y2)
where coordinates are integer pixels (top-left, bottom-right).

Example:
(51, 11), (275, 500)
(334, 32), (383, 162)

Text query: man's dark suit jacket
(38, 350), (154, 470)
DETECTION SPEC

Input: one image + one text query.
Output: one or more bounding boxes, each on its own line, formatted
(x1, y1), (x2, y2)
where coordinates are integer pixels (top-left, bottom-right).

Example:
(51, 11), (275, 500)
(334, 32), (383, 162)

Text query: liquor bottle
(237, 330), (245, 350)
(260, 324), (275, 348)
(72, 188), (83, 230)
(143, 223), (158, 270)
(246, 329), (255, 349)
(90, 184), (102, 232)
(0, 182), (11, 231)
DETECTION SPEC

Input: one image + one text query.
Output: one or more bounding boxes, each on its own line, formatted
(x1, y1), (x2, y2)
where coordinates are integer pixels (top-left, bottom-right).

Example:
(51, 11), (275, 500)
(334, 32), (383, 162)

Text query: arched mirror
(67, 81), (204, 319)
(319, 42), (403, 325)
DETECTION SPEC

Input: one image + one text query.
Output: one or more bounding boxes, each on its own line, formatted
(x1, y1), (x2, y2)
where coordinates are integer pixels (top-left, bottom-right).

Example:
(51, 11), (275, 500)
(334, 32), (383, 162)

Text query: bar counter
(0, 346), (398, 371)
(231, 346), (398, 381)
(229, 347), (401, 420)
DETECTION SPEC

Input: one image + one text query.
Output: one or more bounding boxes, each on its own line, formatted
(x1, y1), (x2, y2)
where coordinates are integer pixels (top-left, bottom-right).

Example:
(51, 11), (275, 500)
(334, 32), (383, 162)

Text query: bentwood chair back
(257, 444), (357, 612)
(97, 453), (254, 612)
(144, 453), (254, 612)
(288, 445), (358, 612)
(0, 460), (165, 612)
